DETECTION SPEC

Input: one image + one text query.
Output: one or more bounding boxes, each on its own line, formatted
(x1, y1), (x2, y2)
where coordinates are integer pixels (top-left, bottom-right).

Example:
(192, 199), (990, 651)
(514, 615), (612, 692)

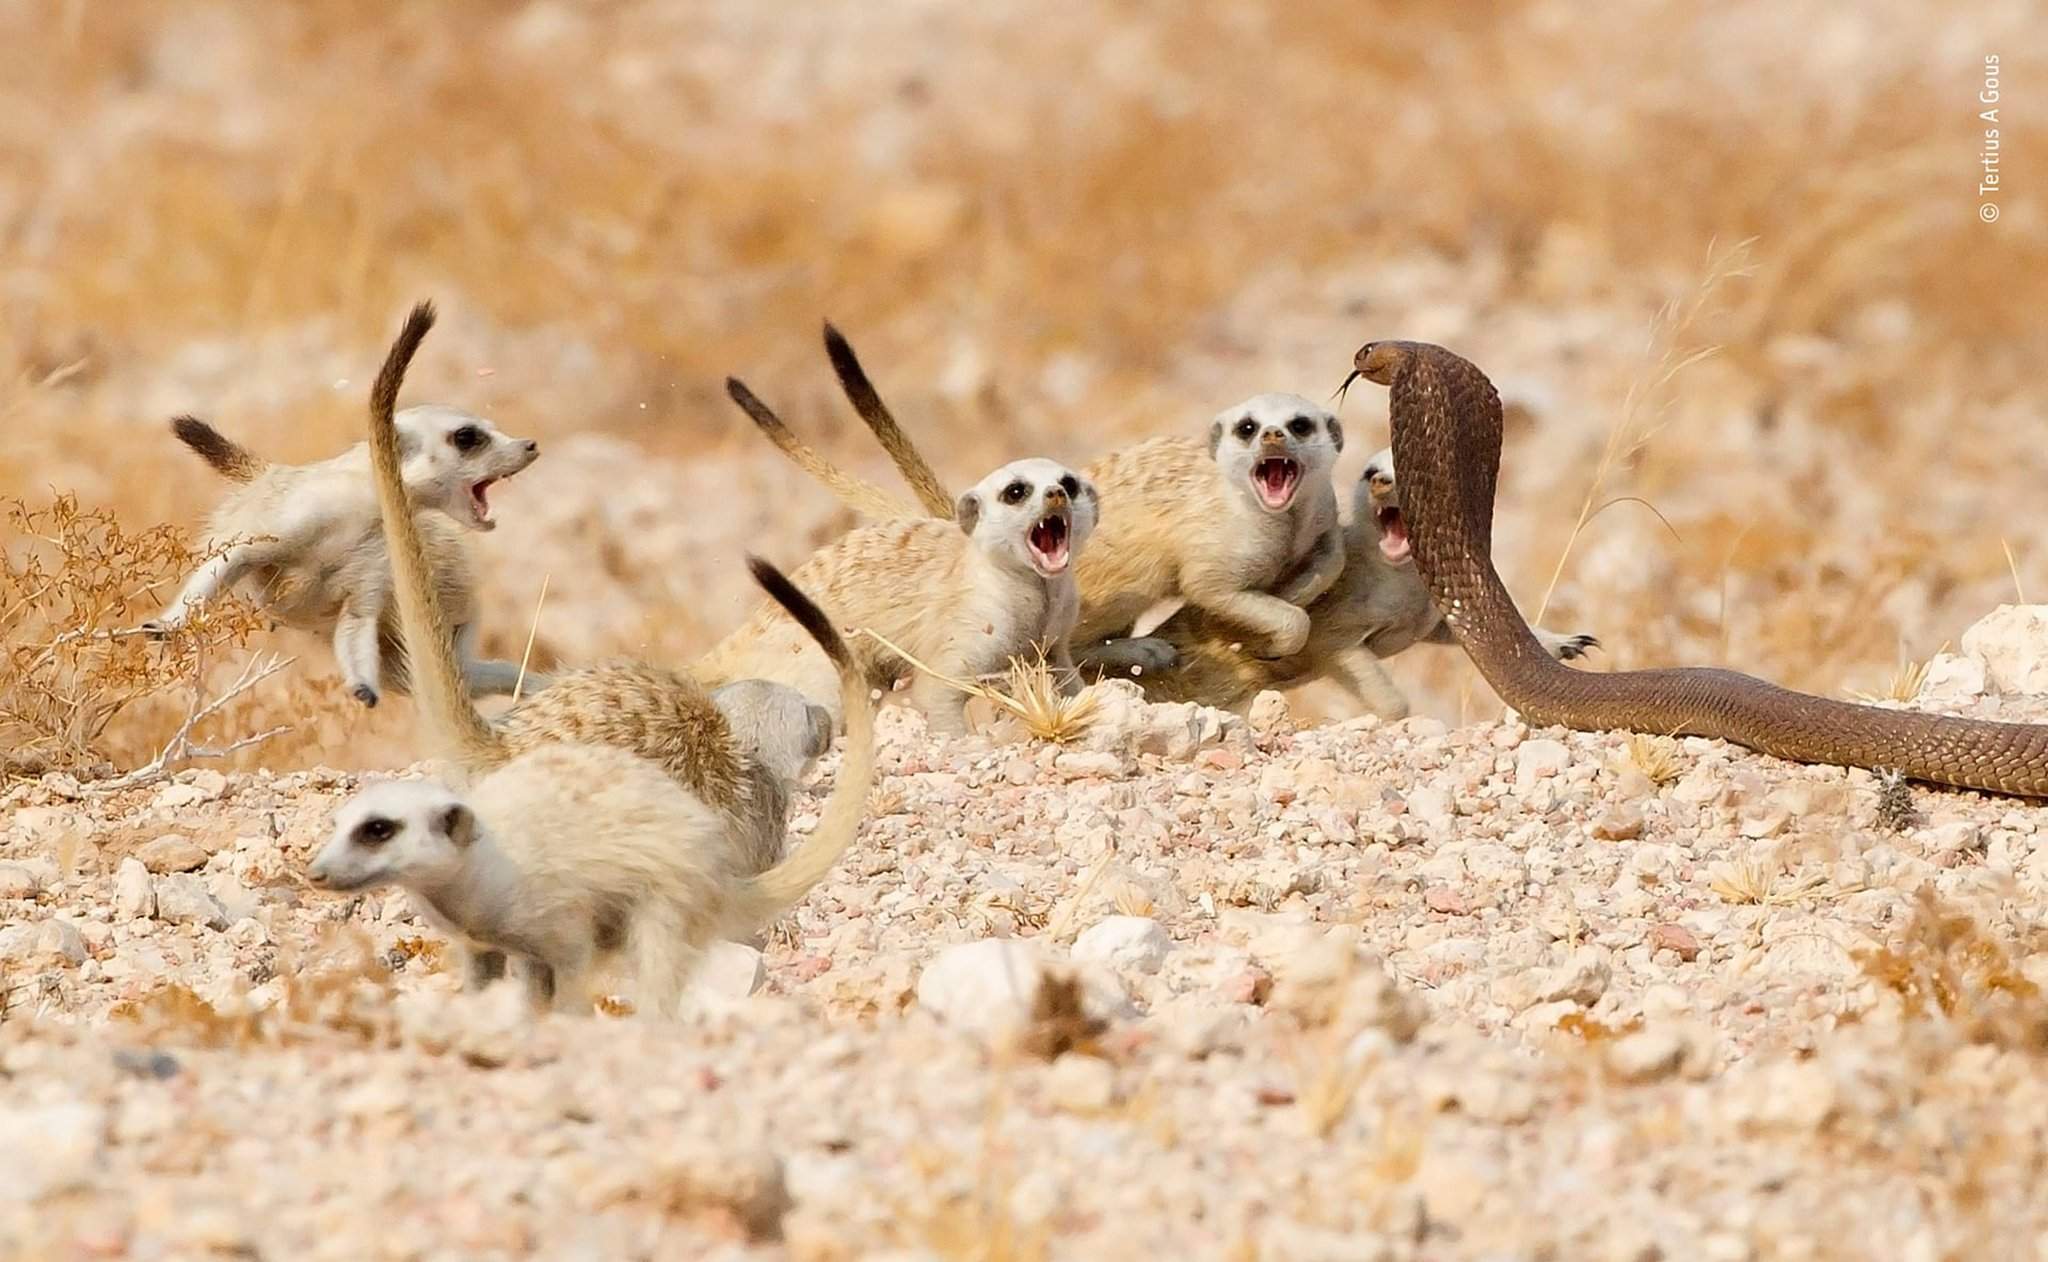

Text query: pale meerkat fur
(1122, 446), (1601, 716)
(363, 303), (847, 883)
(705, 378), (1097, 737)
(764, 328), (1348, 662)
(307, 557), (876, 1018)
(147, 407), (541, 707)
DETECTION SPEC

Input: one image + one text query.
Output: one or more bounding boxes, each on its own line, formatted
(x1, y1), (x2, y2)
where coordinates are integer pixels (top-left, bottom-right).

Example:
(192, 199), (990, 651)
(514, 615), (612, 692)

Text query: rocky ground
(4, 609), (2048, 1260)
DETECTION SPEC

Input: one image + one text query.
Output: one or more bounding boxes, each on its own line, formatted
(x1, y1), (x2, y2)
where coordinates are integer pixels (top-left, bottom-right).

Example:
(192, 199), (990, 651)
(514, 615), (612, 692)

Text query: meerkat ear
(1328, 417), (1344, 453)
(439, 802), (476, 848)
(805, 704), (833, 758)
(955, 491), (982, 536)
(1207, 419), (1224, 460)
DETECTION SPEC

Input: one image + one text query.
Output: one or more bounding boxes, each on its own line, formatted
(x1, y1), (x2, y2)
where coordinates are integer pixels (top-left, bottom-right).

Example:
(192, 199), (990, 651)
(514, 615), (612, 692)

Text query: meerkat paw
(1259, 609), (1312, 660)
(1079, 636), (1180, 676)
(350, 684), (381, 708)
(1539, 630), (1600, 661)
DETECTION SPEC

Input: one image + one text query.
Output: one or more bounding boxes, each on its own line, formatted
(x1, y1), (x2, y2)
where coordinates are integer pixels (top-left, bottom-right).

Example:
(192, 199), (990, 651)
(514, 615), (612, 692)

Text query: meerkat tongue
(1029, 514), (1070, 571)
(1376, 506), (1411, 563)
(470, 479), (496, 523)
(1254, 458), (1299, 508)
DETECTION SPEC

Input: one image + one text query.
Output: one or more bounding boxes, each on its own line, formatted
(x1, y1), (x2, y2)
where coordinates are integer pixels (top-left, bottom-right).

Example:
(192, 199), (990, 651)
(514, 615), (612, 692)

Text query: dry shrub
(1014, 974), (1108, 1062)
(1856, 890), (2048, 1054)
(110, 925), (402, 1049)
(0, 494), (270, 778)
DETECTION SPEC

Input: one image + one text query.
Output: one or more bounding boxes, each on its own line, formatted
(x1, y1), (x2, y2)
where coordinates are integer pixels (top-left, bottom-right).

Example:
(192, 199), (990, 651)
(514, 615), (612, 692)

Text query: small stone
(1924, 820), (1983, 856)
(1514, 739), (1571, 789)
(137, 834), (208, 874)
(1424, 886), (1473, 916)
(1407, 785), (1454, 828)
(918, 939), (1046, 1043)
(1533, 947), (1611, 1006)
(152, 782), (210, 810)
(694, 942), (766, 1004)
(1053, 750), (1125, 781)
(33, 918), (86, 965)
(152, 874), (229, 930)
(1607, 1026), (1689, 1082)
(1247, 690), (1293, 737)
(1152, 997), (1248, 1058)
(1071, 916), (1172, 975)
(1591, 805), (1646, 841)
(183, 769), (229, 800)
(1960, 604), (2048, 695)
(1044, 1054), (1117, 1112)
(112, 1049), (182, 1080)
(1648, 923), (1702, 962)
(0, 864), (40, 900)
(113, 859), (155, 919)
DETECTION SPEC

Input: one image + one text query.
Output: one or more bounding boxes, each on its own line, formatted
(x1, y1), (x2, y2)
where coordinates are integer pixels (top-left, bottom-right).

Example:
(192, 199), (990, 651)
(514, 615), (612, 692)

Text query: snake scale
(1348, 339), (2048, 798)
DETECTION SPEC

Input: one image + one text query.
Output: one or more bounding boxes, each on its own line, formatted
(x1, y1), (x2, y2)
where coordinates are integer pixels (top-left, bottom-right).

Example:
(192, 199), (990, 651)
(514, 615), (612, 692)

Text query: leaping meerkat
(702, 377), (1097, 737)
(359, 302), (844, 883)
(1119, 446), (1600, 716)
(764, 325), (1346, 666)
(147, 407), (541, 706)
(308, 553), (877, 1018)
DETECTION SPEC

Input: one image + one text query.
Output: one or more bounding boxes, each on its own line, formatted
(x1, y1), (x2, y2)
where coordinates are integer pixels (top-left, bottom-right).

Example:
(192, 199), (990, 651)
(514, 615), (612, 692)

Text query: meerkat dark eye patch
(1000, 480), (1030, 505)
(1287, 416), (1315, 438)
(1059, 474), (1080, 497)
(449, 425), (486, 452)
(1233, 418), (1258, 441)
(353, 817), (398, 847)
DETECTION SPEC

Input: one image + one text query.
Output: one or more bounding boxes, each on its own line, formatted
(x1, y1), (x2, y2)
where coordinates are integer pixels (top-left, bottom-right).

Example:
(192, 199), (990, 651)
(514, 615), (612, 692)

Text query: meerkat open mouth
(1252, 458), (1301, 510)
(468, 478), (500, 530)
(1375, 504), (1412, 564)
(1027, 513), (1071, 575)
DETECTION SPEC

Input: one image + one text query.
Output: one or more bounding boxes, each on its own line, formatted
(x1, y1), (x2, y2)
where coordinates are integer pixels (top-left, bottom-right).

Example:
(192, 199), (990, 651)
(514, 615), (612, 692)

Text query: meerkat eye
(1233, 418), (1258, 441)
(999, 481), (1029, 505)
(449, 425), (486, 452)
(1287, 416), (1315, 438)
(353, 817), (398, 847)
(1058, 474), (1079, 497)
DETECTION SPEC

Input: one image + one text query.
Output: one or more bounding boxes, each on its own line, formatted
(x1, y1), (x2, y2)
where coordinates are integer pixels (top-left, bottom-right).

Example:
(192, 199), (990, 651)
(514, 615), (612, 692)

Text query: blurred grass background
(2, 0), (2042, 768)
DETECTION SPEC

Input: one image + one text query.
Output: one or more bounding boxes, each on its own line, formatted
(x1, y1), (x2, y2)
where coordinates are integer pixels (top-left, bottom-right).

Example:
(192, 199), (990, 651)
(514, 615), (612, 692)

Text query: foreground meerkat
(147, 407), (541, 706)
(759, 327), (1346, 665)
(1123, 446), (1600, 716)
(356, 302), (847, 881)
(308, 554), (877, 1017)
(703, 378), (1097, 737)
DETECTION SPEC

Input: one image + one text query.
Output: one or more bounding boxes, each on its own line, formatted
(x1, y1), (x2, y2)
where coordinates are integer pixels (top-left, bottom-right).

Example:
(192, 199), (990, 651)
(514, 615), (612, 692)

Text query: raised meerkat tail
(821, 321), (956, 519)
(367, 301), (505, 771)
(738, 554), (876, 917)
(171, 415), (267, 483)
(723, 376), (918, 520)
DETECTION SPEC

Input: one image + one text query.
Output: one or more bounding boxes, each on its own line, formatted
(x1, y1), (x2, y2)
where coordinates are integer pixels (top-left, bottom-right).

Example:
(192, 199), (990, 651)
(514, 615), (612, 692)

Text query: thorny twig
(85, 647), (295, 794)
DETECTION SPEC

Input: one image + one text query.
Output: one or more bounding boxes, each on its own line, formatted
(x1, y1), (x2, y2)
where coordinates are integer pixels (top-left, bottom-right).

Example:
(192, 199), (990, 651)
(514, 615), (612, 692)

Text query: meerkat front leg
(1326, 646), (1411, 720)
(1183, 581), (1313, 659)
(908, 671), (972, 737)
(1274, 527), (1346, 609)
(144, 545), (261, 634)
(333, 598), (388, 707)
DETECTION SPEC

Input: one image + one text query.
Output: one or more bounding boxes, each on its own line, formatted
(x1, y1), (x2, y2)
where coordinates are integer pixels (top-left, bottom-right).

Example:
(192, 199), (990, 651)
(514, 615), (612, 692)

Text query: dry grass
(0, 495), (276, 780)
(1848, 643), (1944, 704)
(859, 631), (1100, 744)
(1622, 732), (1684, 787)
(109, 925), (401, 1049)
(1857, 890), (2048, 1054)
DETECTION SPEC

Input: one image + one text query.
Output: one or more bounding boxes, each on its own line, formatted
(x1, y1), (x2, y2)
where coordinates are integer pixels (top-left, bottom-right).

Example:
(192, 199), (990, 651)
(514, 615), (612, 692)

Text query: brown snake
(1347, 339), (2048, 798)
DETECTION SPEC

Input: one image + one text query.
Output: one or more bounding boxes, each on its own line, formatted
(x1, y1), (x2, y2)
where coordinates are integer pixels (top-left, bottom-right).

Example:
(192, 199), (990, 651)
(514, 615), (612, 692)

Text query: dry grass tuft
(858, 630), (1099, 744)
(1848, 644), (1943, 704)
(1857, 891), (2048, 1054)
(110, 925), (400, 1049)
(1622, 733), (1684, 787)
(0, 495), (274, 779)
(1709, 849), (1786, 905)
(1015, 974), (1108, 1062)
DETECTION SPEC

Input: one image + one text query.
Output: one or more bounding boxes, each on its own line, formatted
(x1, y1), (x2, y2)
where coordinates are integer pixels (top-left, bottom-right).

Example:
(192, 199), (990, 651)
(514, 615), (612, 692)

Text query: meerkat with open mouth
(1124, 445), (1600, 716)
(147, 403), (541, 707)
(743, 326), (1345, 673)
(700, 377), (1096, 737)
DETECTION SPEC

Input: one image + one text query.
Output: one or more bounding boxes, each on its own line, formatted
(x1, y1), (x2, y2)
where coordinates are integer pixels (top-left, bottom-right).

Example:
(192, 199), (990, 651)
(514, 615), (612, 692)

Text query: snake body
(1355, 339), (2048, 798)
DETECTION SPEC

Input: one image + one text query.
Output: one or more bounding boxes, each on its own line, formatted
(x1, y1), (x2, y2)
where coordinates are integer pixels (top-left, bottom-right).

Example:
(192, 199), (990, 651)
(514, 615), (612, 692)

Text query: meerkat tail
(723, 376), (919, 520)
(367, 301), (505, 771)
(735, 554), (876, 918)
(820, 321), (956, 519)
(170, 415), (267, 483)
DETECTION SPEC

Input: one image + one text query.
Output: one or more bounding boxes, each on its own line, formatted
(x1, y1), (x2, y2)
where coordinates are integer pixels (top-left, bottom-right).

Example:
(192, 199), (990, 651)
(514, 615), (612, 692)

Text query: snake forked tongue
(1367, 337), (2048, 798)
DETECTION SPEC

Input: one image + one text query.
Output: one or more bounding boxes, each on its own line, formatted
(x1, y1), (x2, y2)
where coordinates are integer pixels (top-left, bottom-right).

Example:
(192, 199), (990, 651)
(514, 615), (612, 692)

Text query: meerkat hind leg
(1328, 646), (1411, 720)
(1074, 636), (1180, 677)
(465, 948), (508, 990)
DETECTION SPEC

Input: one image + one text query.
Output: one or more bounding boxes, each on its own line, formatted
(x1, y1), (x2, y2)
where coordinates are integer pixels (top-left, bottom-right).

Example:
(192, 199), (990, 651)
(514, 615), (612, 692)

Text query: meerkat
(1116, 446), (1601, 716)
(147, 407), (542, 706)
(703, 378), (1097, 737)
(361, 302), (843, 883)
(308, 552), (877, 1018)
(763, 326), (1347, 665)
